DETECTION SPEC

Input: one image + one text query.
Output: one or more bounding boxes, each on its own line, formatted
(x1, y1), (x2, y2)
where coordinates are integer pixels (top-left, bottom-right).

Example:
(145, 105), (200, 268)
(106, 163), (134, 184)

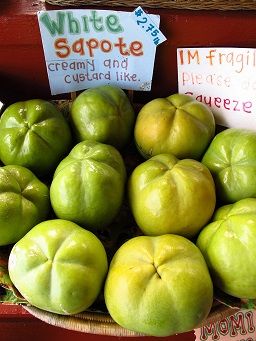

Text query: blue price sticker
(132, 6), (167, 46)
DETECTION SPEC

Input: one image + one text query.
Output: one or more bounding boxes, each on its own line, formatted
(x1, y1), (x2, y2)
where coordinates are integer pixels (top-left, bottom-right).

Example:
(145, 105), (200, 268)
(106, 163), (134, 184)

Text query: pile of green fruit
(0, 86), (256, 337)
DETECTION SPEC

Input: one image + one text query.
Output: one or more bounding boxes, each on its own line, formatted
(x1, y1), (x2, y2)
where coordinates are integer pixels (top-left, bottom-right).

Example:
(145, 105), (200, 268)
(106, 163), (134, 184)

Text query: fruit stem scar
(153, 263), (161, 279)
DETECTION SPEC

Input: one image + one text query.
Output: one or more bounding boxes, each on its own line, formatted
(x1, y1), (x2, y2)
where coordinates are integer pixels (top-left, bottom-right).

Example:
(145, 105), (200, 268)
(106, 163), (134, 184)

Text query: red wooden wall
(1, 1), (256, 105)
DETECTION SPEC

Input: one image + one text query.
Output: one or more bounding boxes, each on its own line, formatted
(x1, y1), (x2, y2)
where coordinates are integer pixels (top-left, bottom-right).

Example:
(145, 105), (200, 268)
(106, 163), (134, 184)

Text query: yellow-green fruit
(104, 234), (213, 337)
(0, 99), (72, 177)
(9, 219), (108, 315)
(202, 128), (256, 204)
(134, 93), (215, 160)
(0, 165), (50, 246)
(50, 140), (127, 230)
(197, 198), (256, 299)
(70, 85), (135, 150)
(128, 153), (216, 238)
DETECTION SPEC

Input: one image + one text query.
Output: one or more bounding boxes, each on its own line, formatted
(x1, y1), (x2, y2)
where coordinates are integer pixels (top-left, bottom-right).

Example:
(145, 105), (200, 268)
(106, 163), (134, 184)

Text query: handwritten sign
(177, 47), (256, 130)
(37, 9), (162, 95)
(194, 310), (256, 341)
(132, 7), (166, 46)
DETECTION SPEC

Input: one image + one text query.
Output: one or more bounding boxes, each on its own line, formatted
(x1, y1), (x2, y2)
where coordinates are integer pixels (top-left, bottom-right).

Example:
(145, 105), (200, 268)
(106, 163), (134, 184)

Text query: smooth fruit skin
(134, 93), (215, 160)
(0, 165), (50, 246)
(0, 99), (72, 177)
(128, 154), (216, 238)
(104, 234), (213, 337)
(202, 128), (256, 204)
(70, 85), (135, 150)
(50, 140), (126, 231)
(197, 198), (256, 299)
(8, 219), (108, 315)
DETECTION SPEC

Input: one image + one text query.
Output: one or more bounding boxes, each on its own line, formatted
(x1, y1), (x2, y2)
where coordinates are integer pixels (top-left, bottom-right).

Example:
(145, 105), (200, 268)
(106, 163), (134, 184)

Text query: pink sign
(194, 310), (256, 341)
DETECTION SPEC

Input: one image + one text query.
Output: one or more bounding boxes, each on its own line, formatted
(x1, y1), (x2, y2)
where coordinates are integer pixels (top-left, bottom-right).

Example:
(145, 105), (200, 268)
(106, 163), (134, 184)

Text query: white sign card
(177, 47), (256, 130)
(37, 8), (165, 95)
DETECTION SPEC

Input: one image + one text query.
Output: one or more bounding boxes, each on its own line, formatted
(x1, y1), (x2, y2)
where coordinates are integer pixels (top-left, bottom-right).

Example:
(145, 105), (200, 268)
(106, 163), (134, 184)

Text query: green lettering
(40, 12), (66, 36)
(67, 12), (81, 34)
(82, 15), (90, 32)
(89, 10), (104, 32)
(106, 14), (123, 33)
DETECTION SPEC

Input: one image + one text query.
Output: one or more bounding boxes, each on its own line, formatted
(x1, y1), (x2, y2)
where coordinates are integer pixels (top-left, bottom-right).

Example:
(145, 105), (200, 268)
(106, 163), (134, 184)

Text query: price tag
(132, 6), (167, 46)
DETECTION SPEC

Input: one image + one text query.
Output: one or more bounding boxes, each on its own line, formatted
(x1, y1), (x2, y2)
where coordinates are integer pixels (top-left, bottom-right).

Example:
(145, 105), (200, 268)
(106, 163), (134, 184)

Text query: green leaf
(0, 287), (27, 304)
(0, 246), (27, 304)
(241, 299), (256, 310)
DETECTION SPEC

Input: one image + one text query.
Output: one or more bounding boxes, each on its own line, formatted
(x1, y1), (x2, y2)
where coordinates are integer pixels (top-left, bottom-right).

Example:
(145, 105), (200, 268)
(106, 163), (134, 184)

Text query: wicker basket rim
(23, 304), (240, 337)
(44, 0), (256, 10)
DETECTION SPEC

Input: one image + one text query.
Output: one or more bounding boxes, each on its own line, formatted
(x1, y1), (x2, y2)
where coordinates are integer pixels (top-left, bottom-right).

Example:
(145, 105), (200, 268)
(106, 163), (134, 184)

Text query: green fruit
(202, 128), (256, 203)
(0, 165), (49, 246)
(128, 153), (216, 238)
(8, 219), (108, 315)
(70, 85), (135, 149)
(104, 234), (213, 337)
(0, 99), (72, 177)
(50, 140), (126, 230)
(134, 93), (215, 160)
(197, 198), (256, 299)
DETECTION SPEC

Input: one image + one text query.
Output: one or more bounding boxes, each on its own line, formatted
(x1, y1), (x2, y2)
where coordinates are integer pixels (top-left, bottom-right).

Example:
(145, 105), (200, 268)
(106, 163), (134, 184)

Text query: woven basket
(44, 0), (256, 10)
(18, 97), (240, 337)
(23, 302), (239, 336)
(0, 97), (243, 336)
